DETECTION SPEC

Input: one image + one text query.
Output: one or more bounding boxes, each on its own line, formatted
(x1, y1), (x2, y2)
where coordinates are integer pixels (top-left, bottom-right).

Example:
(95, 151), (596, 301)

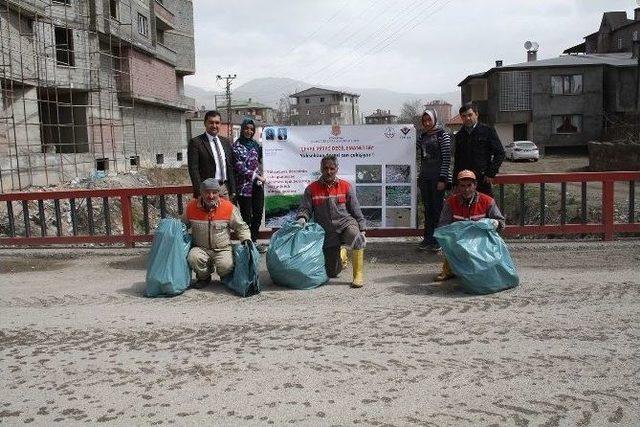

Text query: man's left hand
(242, 239), (252, 245)
(489, 219), (499, 229)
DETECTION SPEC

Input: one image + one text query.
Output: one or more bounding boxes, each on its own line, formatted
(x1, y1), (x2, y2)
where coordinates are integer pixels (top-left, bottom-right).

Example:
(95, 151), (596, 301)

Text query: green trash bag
(434, 219), (519, 295)
(145, 218), (192, 297)
(266, 221), (328, 289)
(222, 241), (261, 297)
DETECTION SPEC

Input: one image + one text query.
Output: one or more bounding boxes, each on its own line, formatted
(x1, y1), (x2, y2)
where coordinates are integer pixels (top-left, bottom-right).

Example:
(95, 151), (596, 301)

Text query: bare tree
(398, 99), (423, 131)
(274, 93), (292, 125)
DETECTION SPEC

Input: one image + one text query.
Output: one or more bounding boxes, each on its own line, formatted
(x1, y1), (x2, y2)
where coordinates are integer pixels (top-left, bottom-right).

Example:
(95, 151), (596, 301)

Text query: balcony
(154, 0), (175, 30)
(155, 42), (177, 66)
(5, 0), (46, 16)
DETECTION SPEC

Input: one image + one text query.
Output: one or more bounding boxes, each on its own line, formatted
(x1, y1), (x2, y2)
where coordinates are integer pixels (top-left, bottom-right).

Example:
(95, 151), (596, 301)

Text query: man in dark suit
(187, 110), (236, 199)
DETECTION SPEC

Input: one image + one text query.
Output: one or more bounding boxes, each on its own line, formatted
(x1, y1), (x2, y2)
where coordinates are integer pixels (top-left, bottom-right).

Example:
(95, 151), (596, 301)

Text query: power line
(216, 74), (236, 137)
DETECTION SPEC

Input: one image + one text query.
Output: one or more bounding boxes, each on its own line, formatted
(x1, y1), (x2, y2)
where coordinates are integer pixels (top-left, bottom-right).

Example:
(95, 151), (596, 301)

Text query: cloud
(186, 0), (635, 93)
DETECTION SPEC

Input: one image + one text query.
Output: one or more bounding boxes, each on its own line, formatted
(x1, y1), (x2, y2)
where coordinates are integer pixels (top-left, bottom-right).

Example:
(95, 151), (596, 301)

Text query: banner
(262, 124), (417, 229)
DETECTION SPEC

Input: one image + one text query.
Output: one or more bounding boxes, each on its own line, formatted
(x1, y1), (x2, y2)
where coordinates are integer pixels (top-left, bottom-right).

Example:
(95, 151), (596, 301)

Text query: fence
(0, 172), (639, 247)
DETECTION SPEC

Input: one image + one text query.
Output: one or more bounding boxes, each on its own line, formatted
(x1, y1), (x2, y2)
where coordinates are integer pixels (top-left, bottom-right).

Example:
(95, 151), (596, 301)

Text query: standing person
(452, 102), (505, 196)
(296, 155), (367, 288)
(182, 179), (251, 288)
(434, 170), (505, 281)
(187, 110), (236, 199)
(417, 108), (451, 251)
(232, 118), (267, 253)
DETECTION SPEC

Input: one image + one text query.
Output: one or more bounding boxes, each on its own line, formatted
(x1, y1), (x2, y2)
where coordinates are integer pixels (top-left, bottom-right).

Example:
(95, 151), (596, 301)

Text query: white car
(505, 140), (539, 161)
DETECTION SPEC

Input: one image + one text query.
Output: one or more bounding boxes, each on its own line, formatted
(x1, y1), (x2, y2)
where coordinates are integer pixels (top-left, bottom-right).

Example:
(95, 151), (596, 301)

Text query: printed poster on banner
(262, 124), (417, 229)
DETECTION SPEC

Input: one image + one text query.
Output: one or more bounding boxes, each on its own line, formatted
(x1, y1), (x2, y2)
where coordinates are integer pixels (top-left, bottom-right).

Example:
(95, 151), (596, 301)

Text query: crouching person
(435, 169), (505, 281)
(183, 178), (251, 288)
(296, 154), (367, 288)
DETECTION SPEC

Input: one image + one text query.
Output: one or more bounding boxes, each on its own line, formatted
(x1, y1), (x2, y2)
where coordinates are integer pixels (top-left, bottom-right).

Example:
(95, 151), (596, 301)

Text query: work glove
(489, 219), (500, 230)
(296, 217), (306, 226)
(242, 239), (252, 245)
(351, 231), (367, 249)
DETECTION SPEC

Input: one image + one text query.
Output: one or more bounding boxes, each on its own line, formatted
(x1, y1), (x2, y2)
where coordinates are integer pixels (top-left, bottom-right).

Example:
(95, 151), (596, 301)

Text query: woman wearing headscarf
(417, 108), (452, 251)
(233, 118), (267, 252)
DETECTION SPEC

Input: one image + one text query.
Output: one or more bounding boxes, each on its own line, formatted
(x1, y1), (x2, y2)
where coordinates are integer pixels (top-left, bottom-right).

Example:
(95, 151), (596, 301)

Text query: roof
(602, 11), (634, 32)
(458, 53), (637, 86)
(424, 100), (452, 106)
(365, 110), (397, 118)
(446, 114), (463, 126)
(563, 42), (586, 54)
(290, 86), (359, 98)
(229, 99), (271, 109)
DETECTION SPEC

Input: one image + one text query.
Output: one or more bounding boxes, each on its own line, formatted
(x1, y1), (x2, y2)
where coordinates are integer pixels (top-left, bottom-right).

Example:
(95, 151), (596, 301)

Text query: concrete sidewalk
(0, 240), (639, 425)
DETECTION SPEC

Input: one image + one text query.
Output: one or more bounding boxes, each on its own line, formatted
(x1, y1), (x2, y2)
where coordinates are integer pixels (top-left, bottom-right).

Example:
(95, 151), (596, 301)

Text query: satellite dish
(524, 41), (532, 50)
(531, 41), (539, 51)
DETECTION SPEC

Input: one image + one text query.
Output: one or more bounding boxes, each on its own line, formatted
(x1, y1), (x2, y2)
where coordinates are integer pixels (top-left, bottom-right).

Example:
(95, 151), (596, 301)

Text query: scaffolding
(0, 0), (139, 192)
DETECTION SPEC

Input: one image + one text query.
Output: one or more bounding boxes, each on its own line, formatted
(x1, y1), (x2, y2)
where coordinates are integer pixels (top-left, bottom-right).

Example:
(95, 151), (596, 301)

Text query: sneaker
(430, 244), (442, 253)
(418, 240), (430, 250)
(434, 272), (455, 282)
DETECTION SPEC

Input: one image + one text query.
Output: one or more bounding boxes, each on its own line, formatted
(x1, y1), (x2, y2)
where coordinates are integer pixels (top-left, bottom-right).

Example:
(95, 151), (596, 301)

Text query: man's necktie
(213, 137), (226, 182)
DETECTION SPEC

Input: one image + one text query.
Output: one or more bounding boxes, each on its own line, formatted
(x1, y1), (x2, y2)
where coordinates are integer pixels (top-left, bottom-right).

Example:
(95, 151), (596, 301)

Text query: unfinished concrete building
(0, 0), (195, 192)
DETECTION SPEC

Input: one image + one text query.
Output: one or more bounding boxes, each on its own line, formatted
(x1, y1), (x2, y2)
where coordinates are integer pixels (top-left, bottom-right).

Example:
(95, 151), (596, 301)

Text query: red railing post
(602, 180), (615, 241)
(120, 194), (135, 247)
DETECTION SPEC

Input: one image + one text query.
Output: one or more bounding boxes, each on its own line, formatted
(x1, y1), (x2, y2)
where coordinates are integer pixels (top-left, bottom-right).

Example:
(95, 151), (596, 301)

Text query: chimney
(527, 50), (537, 62)
(248, 97), (252, 102)
(495, 60), (503, 67)
(635, 7), (640, 21)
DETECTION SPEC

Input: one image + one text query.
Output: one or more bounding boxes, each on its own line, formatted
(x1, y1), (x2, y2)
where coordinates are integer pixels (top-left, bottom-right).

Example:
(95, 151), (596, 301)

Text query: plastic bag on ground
(434, 219), (519, 294)
(266, 221), (328, 289)
(223, 241), (261, 297)
(145, 218), (192, 297)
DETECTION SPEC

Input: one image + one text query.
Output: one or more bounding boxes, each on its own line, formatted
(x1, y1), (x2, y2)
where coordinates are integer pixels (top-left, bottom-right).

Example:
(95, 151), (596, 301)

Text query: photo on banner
(262, 124), (417, 229)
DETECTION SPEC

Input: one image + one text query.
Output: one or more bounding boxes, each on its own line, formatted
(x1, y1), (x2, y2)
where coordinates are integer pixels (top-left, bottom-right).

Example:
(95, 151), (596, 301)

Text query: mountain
(185, 77), (460, 117)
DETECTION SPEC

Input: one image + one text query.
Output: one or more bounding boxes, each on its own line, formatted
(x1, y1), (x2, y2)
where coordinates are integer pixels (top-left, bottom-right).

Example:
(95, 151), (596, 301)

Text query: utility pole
(216, 74), (236, 138)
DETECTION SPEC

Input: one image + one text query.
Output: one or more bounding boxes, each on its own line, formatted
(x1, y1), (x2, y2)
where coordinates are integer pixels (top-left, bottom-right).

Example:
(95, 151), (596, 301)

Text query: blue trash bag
(222, 241), (261, 297)
(145, 218), (192, 297)
(434, 219), (519, 294)
(266, 221), (328, 289)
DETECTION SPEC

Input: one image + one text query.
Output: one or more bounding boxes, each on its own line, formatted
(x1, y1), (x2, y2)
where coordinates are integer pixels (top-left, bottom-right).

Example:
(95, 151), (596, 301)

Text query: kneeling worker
(183, 178), (251, 288)
(435, 169), (505, 281)
(296, 154), (367, 288)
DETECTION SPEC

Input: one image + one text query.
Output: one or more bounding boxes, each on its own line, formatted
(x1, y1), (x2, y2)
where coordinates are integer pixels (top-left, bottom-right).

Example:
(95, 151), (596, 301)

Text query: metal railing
(0, 172), (638, 247)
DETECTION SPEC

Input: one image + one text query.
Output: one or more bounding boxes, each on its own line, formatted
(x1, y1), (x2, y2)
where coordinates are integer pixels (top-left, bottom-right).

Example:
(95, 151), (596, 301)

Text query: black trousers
(419, 179), (445, 244)
(237, 184), (264, 241)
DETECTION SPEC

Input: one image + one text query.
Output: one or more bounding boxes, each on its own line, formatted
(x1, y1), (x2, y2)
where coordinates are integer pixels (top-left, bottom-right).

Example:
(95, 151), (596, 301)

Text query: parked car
(505, 140), (539, 162)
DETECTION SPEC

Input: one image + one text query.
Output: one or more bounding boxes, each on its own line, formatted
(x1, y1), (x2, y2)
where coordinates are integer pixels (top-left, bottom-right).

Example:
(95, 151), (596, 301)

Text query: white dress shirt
(206, 132), (226, 182)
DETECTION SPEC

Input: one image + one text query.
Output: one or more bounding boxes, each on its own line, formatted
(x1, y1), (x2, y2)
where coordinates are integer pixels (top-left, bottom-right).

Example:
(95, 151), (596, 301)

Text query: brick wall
(124, 47), (177, 102)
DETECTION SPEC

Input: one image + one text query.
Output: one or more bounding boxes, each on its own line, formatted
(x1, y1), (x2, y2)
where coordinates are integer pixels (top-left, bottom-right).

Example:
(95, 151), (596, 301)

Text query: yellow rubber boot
(351, 249), (364, 288)
(434, 258), (455, 282)
(340, 247), (349, 270)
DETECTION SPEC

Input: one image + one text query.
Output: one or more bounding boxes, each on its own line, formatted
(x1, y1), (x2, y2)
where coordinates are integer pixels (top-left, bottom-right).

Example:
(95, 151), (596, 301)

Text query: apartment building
(0, 0), (195, 191)
(289, 87), (361, 126)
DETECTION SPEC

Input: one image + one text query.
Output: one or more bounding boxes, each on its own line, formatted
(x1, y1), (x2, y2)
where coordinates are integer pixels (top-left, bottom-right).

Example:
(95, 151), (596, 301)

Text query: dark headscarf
(237, 118), (259, 148)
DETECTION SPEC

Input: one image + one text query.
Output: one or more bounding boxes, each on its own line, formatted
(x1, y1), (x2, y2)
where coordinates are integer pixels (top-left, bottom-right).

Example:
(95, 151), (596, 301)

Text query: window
(52, 0), (71, 4)
(306, 109), (310, 115)
(320, 97), (325, 103)
(319, 109), (325, 114)
(156, 28), (164, 44)
(552, 115), (582, 134)
(499, 71), (531, 111)
(137, 13), (148, 37)
(304, 98), (310, 104)
(551, 75), (583, 95)
(618, 37), (623, 50)
(109, 0), (118, 18)
(344, 96), (347, 102)
(176, 152), (183, 161)
(54, 26), (74, 66)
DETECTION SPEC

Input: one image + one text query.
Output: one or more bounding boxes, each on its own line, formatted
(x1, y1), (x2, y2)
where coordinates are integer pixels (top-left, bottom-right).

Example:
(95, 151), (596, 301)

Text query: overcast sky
(185, 0), (637, 94)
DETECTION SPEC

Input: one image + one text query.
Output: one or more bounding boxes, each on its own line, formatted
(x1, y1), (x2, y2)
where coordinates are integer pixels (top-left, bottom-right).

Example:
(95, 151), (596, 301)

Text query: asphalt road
(0, 240), (639, 425)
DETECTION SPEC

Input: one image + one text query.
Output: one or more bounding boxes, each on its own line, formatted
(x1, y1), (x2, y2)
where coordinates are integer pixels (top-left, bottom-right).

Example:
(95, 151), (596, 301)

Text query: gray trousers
(187, 247), (234, 280)
(324, 223), (363, 278)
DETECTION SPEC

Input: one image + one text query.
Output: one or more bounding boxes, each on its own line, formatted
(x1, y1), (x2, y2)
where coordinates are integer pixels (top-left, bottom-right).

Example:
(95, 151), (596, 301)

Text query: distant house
(218, 98), (274, 127)
(289, 87), (361, 126)
(365, 109), (397, 124)
(424, 100), (452, 125)
(446, 114), (464, 134)
(458, 7), (640, 154)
